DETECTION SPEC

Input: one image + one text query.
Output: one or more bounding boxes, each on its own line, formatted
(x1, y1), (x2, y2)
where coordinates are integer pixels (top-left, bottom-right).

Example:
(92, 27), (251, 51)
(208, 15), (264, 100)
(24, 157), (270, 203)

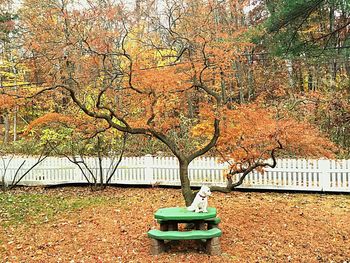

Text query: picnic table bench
(148, 207), (222, 255)
(157, 217), (221, 229)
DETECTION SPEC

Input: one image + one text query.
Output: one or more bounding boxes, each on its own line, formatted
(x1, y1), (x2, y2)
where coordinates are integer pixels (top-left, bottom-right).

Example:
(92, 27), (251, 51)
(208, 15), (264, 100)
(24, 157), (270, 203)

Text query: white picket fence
(1, 155), (350, 192)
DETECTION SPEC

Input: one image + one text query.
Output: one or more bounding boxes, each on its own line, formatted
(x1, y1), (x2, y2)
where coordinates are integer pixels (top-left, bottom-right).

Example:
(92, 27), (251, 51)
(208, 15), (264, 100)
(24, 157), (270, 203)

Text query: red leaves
(1, 187), (350, 262)
(0, 94), (16, 111)
(217, 103), (336, 173)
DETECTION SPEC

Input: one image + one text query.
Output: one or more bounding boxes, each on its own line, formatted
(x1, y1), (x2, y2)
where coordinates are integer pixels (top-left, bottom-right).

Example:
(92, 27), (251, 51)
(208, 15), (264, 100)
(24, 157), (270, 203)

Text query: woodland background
(0, 0), (349, 165)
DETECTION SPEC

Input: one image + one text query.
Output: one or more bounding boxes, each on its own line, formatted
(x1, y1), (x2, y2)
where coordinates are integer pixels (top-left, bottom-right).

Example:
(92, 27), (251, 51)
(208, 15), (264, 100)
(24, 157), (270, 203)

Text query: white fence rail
(1, 155), (349, 192)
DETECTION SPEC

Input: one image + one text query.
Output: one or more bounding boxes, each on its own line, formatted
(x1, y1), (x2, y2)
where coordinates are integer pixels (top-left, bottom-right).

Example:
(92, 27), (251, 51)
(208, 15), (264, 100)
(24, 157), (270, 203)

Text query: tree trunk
(285, 59), (294, 88)
(13, 62), (18, 142)
(179, 160), (194, 206)
(247, 53), (254, 101)
(3, 112), (10, 144)
(1, 173), (6, 192)
(13, 108), (17, 142)
(97, 136), (103, 188)
(308, 69), (313, 91)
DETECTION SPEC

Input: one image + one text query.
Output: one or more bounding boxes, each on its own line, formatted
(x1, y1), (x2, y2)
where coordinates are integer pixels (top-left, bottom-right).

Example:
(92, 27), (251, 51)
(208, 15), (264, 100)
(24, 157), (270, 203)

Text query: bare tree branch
(211, 140), (283, 193)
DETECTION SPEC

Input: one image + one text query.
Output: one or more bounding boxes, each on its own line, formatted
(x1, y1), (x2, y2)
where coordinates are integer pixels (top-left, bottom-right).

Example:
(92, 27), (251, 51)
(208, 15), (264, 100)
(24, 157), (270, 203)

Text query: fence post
(144, 154), (154, 184)
(319, 159), (330, 192)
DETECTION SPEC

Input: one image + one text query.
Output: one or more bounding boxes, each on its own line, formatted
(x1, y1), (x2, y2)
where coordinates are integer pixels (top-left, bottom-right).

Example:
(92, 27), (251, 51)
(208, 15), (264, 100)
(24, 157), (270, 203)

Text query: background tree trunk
(13, 109), (17, 142)
(3, 112), (9, 144)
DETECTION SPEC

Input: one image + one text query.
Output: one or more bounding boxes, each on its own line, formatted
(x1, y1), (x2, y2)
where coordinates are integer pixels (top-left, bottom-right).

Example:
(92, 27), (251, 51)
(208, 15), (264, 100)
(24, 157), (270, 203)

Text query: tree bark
(3, 112), (10, 144)
(13, 108), (17, 142)
(211, 141), (282, 193)
(285, 59), (294, 88)
(97, 136), (103, 188)
(179, 159), (194, 206)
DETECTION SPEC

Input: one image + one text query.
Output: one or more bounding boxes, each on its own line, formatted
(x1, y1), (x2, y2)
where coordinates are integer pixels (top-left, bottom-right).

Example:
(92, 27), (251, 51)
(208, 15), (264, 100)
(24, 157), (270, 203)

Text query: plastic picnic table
(148, 206), (221, 255)
(154, 207), (217, 221)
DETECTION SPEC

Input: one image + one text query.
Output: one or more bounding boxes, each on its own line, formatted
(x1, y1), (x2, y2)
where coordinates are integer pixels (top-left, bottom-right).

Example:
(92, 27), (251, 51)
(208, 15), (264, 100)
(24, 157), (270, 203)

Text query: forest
(0, 0), (349, 200)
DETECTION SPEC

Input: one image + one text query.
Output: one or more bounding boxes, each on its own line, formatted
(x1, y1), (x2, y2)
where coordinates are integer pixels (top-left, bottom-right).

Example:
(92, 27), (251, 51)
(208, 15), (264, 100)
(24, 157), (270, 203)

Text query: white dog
(187, 185), (211, 213)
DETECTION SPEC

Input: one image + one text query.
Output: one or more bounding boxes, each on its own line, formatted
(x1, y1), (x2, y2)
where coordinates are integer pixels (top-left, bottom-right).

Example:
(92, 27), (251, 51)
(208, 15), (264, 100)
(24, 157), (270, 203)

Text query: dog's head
(199, 185), (211, 197)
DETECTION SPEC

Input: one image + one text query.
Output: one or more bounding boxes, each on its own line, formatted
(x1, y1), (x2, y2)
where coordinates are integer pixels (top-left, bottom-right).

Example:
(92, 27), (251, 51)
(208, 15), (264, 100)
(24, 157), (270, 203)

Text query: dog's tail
(187, 206), (195, 211)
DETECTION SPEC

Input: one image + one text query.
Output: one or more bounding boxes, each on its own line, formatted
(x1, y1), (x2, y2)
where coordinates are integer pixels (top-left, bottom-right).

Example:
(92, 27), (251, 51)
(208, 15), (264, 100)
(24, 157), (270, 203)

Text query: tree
(0, 0), (21, 144)
(18, 0), (336, 205)
(261, 0), (350, 56)
(0, 143), (51, 191)
(209, 104), (335, 192)
(26, 112), (128, 190)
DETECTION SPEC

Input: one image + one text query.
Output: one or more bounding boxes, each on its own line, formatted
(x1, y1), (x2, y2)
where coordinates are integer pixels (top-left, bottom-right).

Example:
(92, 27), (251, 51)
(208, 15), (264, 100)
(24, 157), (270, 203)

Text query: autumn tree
(209, 104), (335, 192)
(18, 0), (336, 204)
(0, 0), (17, 144)
(26, 112), (128, 189)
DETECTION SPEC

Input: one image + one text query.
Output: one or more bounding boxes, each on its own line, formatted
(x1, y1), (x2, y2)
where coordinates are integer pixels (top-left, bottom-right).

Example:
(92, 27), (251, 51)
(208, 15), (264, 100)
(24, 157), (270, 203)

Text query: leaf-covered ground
(1, 187), (350, 262)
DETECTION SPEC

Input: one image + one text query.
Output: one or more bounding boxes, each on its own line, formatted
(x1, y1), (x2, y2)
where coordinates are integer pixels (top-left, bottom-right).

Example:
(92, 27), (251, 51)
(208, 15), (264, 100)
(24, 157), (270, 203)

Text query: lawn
(1, 187), (349, 262)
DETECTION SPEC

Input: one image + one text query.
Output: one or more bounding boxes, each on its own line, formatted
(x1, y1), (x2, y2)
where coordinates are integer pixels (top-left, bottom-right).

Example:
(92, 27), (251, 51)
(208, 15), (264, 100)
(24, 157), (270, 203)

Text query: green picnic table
(148, 207), (222, 255)
(154, 207), (217, 220)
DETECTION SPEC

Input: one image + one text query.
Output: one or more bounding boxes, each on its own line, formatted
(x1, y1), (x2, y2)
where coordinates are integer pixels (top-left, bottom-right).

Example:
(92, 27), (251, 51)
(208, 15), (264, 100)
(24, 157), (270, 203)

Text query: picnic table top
(154, 207), (216, 221)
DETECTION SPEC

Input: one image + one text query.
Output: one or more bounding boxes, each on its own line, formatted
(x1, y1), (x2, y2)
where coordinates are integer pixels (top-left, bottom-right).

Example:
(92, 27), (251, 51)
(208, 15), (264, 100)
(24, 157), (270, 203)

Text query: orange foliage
(0, 94), (16, 110)
(25, 113), (76, 133)
(19, 0), (250, 137)
(215, 104), (336, 173)
(18, 0), (337, 166)
(25, 112), (109, 138)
